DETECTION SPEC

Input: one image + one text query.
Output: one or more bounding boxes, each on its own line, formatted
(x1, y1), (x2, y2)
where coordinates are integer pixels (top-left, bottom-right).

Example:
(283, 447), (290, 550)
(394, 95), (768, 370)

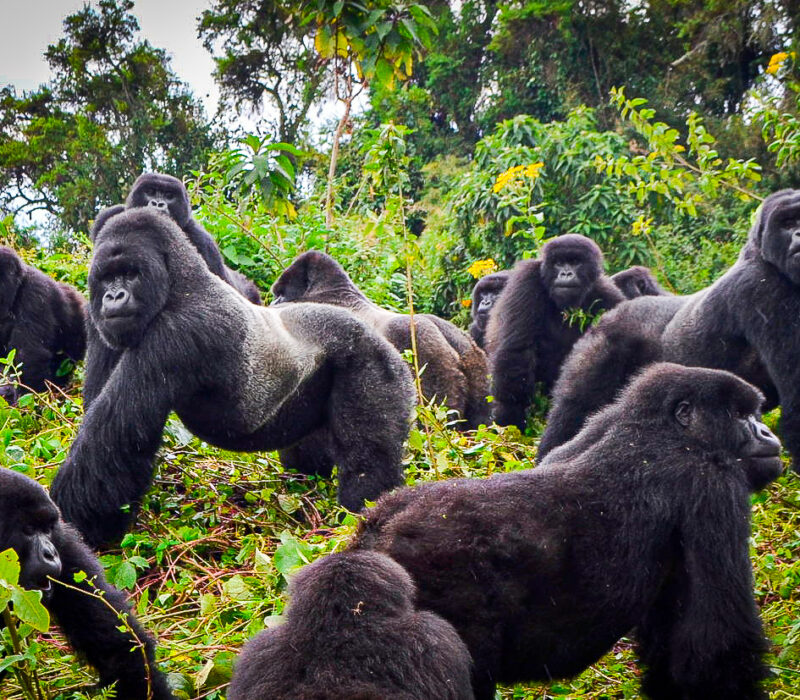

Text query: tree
(0, 0), (215, 236)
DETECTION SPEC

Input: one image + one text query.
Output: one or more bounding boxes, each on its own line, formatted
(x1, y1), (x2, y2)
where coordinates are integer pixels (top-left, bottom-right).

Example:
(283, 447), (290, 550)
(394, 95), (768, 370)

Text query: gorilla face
(127, 173), (191, 228)
(89, 240), (170, 349)
(541, 236), (603, 310)
(0, 471), (62, 603)
(477, 290), (499, 314)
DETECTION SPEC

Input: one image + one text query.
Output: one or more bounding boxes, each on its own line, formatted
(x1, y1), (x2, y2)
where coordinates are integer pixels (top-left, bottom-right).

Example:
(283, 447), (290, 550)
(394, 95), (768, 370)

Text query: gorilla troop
(228, 551), (474, 700)
(485, 234), (624, 429)
(272, 250), (490, 429)
(468, 270), (509, 349)
(0, 247), (86, 403)
(538, 189), (800, 462)
(51, 209), (415, 548)
(0, 469), (172, 699)
(355, 364), (782, 700)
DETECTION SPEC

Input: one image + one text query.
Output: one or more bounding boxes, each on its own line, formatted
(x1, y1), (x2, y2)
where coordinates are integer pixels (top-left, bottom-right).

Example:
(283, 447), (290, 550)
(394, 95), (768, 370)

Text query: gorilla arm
(48, 520), (173, 699)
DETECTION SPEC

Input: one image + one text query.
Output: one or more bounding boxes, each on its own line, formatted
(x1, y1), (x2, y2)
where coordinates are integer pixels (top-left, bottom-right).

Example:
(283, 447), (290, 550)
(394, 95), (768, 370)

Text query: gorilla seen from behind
(228, 551), (474, 700)
(538, 189), (800, 461)
(272, 250), (490, 429)
(468, 270), (509, 348)
(51, 209), (415, 548)
(355, 364), (782, 700)
(610, 265), (671, 299)
(485, 234), (624, 429)
(0, 469), (172, 699)
(0, 247), (86, 403)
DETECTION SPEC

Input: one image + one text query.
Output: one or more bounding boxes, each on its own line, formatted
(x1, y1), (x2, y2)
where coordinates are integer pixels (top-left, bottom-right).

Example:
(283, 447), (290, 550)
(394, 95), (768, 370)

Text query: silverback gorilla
(355, 364), (782, 700)
(610, 265), (670, 298)
(484, 234), (624, 429)
(50, 209), (414, 548)
(0, 247), (86, 402)
(92, 173), (261, 304)
(538, 189), (800, 462)
(468, 270), (509, 349)
(0, 469), (172, 699)
(228, 551), (474, 700)
(271, 250), (490, 429)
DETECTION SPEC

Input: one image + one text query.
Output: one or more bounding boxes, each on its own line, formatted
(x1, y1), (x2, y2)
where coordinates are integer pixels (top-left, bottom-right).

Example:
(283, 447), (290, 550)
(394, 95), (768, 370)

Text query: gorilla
(271, 251), (490, 429)
(228, 551), (474, 700)
(538, 189), (800, 461)
(50, 209), (415, 548)
(484, 234), (624, 429)
(468, 270), (509, 349)
(0, 469), (172, 699)
(93, 173), (261, 304)
(610, 265), (671, 298)
(0, 247), (86, 403)
(354, 364), (782, 700)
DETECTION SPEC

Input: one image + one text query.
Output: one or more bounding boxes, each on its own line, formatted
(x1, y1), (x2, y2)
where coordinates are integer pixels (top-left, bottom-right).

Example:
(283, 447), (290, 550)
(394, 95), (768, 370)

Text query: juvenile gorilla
(228, 551), (474, 700)
(538, 189), (800, 461)
(484, 234), (624, 429)
(272, 251), (490, 429)
(0, 247), (86, 402)
(610, 265), (670, 298)
(355, 364), (782, 700)
(468, 270), (509, 348)
(93, 173), (261, 304)
(51, 210), (415, 548)
(0, 469), (172, 699)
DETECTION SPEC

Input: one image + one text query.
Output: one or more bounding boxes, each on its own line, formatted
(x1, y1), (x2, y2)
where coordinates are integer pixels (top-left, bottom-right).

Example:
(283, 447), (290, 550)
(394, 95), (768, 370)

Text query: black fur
(538, 189), (800, 461)
(355, 364), (781, 700)
(610, 265), (671, 298)
(468, 271), (509, 348)
(51, 209), (415, 548)
(0, 469), (172, 699)
(228, 551), (474, 700)
(484, 234), (624, 429)
(272, 251), (490, 429)
(0, 247), (86, 402)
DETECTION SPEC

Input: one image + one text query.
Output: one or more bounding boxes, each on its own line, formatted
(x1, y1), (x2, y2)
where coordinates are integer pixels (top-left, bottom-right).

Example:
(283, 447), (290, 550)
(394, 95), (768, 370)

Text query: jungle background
(0, 1), (799, 698)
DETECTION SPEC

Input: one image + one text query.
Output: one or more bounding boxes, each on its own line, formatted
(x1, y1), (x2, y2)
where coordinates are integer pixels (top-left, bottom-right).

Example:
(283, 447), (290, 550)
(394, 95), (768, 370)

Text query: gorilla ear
(674, 400), (693, 427)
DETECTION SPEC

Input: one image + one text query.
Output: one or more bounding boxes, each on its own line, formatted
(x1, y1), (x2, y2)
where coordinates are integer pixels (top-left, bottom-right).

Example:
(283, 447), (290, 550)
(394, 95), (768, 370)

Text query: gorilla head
(541, 234), (604, 308)
(748, 189), (800, 284)
(270, 250), (350, 305)
(610, 265), (669, 299)
(89, 220), (171, 349)
(0, 470), (61, 601)
(0, 247), (24, 316)
(126, 173), (192, 228)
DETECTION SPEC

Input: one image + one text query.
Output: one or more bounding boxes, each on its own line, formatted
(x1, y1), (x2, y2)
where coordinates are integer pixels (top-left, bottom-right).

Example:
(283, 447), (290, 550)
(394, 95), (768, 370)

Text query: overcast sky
(0, 0), (220, 116)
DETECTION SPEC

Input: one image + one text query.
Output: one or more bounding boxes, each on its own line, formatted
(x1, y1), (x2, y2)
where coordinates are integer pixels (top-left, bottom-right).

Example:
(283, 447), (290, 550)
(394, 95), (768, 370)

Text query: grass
(1, 388), (798, 699)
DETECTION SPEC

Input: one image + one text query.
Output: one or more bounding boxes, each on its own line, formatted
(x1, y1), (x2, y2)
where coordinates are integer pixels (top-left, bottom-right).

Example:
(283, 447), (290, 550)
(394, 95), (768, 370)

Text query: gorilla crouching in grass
(539, 189), (800, 461)
(228, 551), (474, 700)
(355, 364), (782, 700)
(272, 250), (490, 429)
(51, 209), (415, 548)
(0, 469), (172, 699)
(0, 247), (86, 403)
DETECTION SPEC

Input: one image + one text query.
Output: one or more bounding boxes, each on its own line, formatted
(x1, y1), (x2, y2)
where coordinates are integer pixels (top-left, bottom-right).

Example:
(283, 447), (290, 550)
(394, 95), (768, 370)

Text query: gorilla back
(51, 209), (414, 548)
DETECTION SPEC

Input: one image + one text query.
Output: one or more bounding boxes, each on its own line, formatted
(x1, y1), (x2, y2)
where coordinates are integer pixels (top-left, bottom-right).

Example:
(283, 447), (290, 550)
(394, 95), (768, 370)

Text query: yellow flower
(467, 258), (498, 278)
(524, 162), (544, 179)
(631, 215), (653, 237)
(492, 163), (544, 193)
(461, 298), (473, 308)
(767, 51), (796, 75)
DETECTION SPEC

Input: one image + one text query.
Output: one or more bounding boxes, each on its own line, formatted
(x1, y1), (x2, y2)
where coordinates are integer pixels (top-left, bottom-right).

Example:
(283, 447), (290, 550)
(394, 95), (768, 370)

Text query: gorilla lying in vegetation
(0, 247), (86, 403)
(484, 234), (624, 429)
(51, 209), (414, 548)
(355, 364), (781, 700)
(538, 189), (800, 461)
(0, 469), (172, 699)
(468, 270), (509, 348)
(228, 551), (474, 700)
(610, 265), (670, 298)
(93, 173), (261, 304)
(272, 250), (489, 429)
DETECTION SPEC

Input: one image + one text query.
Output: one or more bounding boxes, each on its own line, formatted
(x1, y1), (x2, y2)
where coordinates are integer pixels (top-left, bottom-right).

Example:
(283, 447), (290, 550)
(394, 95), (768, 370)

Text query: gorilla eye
(22, 524), (37, 536)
